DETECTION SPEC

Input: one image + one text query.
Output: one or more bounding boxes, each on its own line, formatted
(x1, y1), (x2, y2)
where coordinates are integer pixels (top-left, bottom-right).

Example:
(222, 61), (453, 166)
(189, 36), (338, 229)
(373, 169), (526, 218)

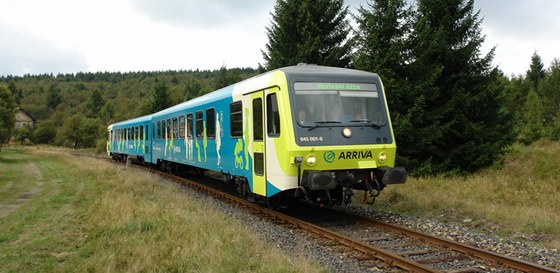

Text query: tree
(540, 58), (560, 130)
(7, 81), (22, 105)
(212, 66), (242, 90)
(87, 89), (105, 118)
(526, 51), (546, 93)
(57, 114), (102, 149)
(184, 78), (202, 101)
(99, 101), (115, 124)
(0, 85), (16, 151)
(353, 0), (414, 150)
(33, 122), (57, 144)
(518, 90), (544, 144)
(353, 0), (412, 81)
(46, 84), (62, 110)
(262, 0), (352, 70)
(149, 78), (173, 113)
(396, 0), (515, 174)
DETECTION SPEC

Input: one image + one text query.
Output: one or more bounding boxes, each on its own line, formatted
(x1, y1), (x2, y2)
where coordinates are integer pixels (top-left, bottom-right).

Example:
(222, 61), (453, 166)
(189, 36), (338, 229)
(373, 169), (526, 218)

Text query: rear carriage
(107, 115), (152, 163)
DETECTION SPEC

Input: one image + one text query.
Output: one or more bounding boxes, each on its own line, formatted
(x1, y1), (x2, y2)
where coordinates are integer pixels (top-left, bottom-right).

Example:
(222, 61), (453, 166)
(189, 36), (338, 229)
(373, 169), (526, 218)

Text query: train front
(285, 70), (406, 206)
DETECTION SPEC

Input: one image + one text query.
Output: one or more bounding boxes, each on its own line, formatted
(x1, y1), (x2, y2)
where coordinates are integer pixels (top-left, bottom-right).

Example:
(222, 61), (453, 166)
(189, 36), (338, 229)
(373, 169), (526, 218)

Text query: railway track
(288, 206), (560, 272)
(103, 157), (559, 273)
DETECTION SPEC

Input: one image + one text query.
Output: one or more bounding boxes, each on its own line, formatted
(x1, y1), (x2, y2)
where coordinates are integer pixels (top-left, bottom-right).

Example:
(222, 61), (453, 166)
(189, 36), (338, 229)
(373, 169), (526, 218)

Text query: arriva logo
(323, 151), (336, 163)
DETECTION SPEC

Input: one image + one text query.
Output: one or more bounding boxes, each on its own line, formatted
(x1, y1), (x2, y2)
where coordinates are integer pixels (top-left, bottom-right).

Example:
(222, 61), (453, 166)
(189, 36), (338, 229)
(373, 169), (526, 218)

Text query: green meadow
(0, 147), (325, 273)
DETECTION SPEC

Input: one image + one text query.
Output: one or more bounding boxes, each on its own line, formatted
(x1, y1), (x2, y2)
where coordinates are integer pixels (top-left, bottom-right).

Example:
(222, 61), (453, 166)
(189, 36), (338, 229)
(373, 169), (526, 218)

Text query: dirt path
(0, 162), (44, 218)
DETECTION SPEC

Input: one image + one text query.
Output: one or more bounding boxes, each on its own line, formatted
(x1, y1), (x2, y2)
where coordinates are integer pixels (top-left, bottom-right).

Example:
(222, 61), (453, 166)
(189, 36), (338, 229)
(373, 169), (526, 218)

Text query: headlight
(378, 152), (387, 163)
(342, 127), (352, 138)
(306, 155), (317, 166)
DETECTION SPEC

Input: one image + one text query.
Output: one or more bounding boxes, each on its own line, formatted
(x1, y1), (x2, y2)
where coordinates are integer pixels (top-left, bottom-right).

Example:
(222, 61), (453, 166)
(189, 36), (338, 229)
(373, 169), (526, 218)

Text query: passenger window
(179, 116), (185, 139)
(196, 111), (203, 138)
(167, 119), (172, 139)
(187, 113), (193, 139)
(267, 93), (281, 137)
(173, 117), (178, 139)
(157, 121), (161, 139)
(206, 108), (215, 138)
(140, 125), (144, 140)
(230, 101), (242, 138)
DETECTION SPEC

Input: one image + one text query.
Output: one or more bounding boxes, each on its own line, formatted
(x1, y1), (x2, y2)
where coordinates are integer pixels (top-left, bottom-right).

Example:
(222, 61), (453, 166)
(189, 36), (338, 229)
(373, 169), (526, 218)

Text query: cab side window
(267, 93), (281, 137)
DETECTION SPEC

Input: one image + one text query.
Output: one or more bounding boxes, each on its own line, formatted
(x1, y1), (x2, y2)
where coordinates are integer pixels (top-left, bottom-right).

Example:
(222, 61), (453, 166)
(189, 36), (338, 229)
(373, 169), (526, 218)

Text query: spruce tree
(540, 58), (560, 137)
(401, 0), (515, 174)
(353, 0), (416, 169)
(262, 0), (352, 70)
(353, 0), (412, 81)
(518, 89), (544, 144)
(526, 51), (546, 93)
(149, 79), (173, 113)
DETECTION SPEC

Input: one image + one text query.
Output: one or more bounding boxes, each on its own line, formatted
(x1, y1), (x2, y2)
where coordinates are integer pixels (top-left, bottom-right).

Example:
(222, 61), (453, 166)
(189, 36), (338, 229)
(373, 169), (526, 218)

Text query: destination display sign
(294, 82), (377, 92)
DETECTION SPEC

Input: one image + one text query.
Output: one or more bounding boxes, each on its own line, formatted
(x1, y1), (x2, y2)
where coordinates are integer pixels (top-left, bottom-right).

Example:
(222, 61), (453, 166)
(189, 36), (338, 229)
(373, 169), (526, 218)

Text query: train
(107, 64), (406, 207)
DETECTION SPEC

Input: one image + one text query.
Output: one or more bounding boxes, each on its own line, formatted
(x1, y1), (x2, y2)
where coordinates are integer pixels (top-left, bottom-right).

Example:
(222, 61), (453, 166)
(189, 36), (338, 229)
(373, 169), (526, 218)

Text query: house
(14, 108), (36, 129)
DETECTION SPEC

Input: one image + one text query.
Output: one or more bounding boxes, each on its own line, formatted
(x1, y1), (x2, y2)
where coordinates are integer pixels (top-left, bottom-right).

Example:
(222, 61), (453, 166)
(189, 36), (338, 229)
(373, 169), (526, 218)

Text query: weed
(376, 141), (560, 249)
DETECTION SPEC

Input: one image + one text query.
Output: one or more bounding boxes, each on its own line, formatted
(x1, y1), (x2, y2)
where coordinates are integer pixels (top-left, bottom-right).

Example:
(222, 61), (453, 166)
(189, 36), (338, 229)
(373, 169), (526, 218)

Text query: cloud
(0, 24), (88, 76)
(476, 0), (560, 40)
(475, 0), (560, 74)
(0, 0), (558, 76)
(129, 0), (275, 28)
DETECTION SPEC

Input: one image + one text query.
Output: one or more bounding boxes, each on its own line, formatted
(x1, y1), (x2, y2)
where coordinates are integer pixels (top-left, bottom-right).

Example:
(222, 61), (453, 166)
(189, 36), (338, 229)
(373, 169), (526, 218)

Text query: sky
(1, 0), (558, 77)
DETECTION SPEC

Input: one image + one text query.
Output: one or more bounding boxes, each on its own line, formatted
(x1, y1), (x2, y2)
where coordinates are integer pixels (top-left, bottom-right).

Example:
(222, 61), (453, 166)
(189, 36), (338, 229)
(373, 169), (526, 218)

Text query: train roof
(277, 64), (379, 78)
(110, 114), (153, 127)
(152, 84), (234, 118)
(112, 65), (381, 124)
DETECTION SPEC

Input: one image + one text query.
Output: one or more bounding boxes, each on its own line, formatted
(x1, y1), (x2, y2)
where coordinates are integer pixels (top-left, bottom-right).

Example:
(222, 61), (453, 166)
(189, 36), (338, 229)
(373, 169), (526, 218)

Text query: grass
(376, 140), (560, 249)
(0, 147), (325, 273)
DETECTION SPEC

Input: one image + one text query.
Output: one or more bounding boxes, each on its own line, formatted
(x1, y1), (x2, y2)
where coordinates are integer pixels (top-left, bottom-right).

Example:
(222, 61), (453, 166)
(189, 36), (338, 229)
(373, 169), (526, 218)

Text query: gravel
(344, 205), (560, 271)
(167, 177), (559, 272)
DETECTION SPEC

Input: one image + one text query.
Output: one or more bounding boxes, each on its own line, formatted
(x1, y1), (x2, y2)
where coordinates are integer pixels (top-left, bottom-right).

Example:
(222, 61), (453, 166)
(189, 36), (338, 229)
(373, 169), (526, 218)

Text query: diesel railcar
(107, 65), (406, 207)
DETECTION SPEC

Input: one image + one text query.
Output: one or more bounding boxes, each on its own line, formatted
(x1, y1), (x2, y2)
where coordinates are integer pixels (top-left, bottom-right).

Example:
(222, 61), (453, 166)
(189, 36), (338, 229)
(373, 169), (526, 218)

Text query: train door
(251, 92), (266, 196)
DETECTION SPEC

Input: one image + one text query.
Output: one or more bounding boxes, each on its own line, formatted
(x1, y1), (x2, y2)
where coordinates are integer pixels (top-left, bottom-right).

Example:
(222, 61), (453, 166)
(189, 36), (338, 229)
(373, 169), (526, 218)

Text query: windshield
(293, 82), (385, 127)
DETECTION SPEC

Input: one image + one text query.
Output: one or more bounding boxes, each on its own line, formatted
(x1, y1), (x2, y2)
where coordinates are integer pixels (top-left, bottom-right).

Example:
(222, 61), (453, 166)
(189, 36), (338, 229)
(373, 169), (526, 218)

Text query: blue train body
(108, 114), (152, 162)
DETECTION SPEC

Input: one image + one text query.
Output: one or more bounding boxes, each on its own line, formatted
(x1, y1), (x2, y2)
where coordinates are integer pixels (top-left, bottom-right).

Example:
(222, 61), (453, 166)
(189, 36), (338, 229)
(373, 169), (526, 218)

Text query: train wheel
(236, 178), (249, 197)
(363, 190), (376, 205)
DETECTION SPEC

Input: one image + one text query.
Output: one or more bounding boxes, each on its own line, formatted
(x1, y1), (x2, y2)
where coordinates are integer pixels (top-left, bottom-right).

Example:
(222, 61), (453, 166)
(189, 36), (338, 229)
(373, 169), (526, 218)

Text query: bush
(33, 122), (57, 144)
(14, 124), (35, 145)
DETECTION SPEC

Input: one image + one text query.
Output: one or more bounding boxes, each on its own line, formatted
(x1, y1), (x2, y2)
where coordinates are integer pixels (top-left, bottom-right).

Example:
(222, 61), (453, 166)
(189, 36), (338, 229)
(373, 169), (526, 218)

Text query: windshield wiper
(349, 119), (384, 128)
(307, 121), (342, 131)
